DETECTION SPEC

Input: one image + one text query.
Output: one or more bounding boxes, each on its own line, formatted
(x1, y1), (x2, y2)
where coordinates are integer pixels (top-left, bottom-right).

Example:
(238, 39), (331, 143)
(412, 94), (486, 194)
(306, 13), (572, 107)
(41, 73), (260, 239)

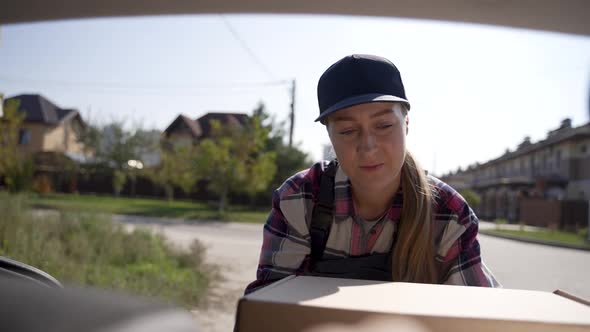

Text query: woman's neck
(351, 177), (400, 221)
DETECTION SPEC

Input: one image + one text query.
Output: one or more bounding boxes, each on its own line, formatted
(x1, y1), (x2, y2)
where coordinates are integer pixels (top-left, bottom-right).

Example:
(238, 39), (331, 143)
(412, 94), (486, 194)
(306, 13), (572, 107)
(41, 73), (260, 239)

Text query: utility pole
(289, 79), (296, 147)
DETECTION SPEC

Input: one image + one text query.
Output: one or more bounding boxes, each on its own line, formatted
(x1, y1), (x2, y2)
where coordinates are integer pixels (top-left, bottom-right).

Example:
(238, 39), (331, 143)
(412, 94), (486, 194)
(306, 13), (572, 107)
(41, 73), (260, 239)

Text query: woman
(245, 54), (499, 294)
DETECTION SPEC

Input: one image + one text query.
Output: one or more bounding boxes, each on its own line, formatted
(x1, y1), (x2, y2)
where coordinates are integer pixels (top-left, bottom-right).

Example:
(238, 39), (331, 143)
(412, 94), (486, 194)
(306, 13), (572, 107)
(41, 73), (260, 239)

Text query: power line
(0, 76), (293, 99)
(220, 15), (276, 81)
(0, 75), (289, 91)
(217, 16), (297, 143)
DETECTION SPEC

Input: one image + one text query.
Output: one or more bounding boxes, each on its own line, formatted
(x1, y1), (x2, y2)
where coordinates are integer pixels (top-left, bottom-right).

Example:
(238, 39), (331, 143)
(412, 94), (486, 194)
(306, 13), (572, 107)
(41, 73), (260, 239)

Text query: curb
(480, 230), (590, 252)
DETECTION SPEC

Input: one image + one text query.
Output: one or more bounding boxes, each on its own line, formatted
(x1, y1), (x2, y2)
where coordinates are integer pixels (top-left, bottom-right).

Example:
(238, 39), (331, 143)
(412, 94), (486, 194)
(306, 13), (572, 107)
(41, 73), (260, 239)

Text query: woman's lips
(359, 163), (384, 172)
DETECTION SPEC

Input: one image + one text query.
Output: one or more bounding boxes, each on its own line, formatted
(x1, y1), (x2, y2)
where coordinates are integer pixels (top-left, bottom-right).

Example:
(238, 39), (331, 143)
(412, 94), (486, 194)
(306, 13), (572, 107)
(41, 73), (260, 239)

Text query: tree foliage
(252, 102), (311, 204)
(193, 112), (277, 212)
(79, 120), (157, 194)
(97, 122), (150, 170)
(460, 189), (482, 209)
(0, 97), (33, 192)
(144, 144), (198, 201)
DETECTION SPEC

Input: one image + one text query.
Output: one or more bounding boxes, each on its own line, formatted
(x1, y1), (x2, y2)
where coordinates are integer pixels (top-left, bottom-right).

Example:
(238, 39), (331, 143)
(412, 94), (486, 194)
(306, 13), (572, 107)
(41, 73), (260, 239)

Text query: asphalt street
(117, 215), (590, 332)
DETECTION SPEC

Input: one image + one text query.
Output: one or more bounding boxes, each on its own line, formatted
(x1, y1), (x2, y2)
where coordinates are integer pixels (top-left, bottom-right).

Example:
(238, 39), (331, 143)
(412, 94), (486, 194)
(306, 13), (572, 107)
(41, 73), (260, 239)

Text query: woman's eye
(339, 129), (356, 135)
(377, 124), (393, 130)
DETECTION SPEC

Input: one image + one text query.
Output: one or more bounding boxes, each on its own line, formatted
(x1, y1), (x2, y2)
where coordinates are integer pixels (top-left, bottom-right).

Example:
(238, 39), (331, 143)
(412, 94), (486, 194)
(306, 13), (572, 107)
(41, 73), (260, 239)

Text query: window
(542, 153), (547, 169)
(18, 128), (31, 145)
(581, 145), (587, 154)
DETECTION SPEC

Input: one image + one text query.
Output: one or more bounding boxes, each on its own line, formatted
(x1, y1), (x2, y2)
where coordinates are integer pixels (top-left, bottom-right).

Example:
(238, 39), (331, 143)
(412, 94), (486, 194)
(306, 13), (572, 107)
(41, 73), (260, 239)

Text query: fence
(519, 198), (588, 231)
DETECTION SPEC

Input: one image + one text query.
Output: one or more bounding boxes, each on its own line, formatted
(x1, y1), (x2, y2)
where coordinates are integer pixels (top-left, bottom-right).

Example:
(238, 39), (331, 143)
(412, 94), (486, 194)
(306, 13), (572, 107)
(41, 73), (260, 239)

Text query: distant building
(441, 119), (590, 224)
(162, 112), (249, 149)
(3, 94), (89, 162)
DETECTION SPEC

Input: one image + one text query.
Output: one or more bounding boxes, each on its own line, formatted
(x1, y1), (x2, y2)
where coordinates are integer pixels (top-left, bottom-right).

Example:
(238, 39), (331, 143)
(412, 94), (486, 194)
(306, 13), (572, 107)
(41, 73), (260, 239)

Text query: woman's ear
(405, 116), (409, 136)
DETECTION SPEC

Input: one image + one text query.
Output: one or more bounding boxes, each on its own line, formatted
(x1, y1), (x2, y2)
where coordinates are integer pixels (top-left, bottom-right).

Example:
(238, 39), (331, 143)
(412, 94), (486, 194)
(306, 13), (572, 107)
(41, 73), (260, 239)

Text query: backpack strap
(309, 159), (338, 262)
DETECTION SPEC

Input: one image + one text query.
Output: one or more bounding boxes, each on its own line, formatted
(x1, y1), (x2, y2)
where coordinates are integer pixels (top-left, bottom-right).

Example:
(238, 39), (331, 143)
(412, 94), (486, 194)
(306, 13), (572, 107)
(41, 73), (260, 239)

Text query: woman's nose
(357, 131), (376, 153)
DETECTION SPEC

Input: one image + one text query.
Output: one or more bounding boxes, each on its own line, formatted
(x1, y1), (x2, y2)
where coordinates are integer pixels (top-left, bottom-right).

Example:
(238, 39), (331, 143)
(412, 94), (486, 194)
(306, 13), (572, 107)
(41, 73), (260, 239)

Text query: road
(117, 216), (590, 332)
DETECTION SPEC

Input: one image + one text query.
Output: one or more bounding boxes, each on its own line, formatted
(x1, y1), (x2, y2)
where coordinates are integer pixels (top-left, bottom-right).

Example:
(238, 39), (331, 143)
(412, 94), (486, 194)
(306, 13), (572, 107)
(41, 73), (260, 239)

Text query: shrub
(578, 227), (588, 240)
(494, 218), (508, 230)
(0, 192), (210, 307)
(459, 189), (482, 209)
(32, 175), (53, 193)
(112, 169), (127, 196)
(2, 157), (34, 193)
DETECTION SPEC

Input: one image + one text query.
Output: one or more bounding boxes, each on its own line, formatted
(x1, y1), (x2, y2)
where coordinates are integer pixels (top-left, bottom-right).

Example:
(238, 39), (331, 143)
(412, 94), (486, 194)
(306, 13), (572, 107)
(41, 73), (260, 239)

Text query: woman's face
(326, 102), (408, 193)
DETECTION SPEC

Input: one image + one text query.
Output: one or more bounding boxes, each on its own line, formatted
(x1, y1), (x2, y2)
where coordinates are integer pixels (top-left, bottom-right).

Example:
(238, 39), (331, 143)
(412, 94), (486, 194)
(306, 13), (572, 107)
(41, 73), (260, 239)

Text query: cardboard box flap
(244, 276), (590, 326)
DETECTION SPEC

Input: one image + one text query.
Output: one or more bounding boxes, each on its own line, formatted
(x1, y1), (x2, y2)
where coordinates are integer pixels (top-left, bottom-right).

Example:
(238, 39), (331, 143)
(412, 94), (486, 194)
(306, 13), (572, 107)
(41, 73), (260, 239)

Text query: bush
(494, 218), (508, 230)
(0, 192), (210, 307)
(578, 227), (588, 240)
(2, 157), (34, 193)
(459, 189), (482, 209)
(112, 169), (127, 196)
(32, 175), (54, 193)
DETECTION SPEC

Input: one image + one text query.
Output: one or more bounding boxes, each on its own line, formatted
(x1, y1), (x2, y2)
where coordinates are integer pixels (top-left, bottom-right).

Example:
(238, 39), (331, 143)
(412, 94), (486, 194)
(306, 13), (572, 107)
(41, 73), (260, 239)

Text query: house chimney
(518, 136), (531, 150)
(548, 118), (572, 137)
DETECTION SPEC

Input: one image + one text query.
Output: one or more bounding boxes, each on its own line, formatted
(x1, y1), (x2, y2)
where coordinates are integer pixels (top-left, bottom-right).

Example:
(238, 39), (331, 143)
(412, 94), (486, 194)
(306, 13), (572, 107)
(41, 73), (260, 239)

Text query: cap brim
(315, 93), (410, 122)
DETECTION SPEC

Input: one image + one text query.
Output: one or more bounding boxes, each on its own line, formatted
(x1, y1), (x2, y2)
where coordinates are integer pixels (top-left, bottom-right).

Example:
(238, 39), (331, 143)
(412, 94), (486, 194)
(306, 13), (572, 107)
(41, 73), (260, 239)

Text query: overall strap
(310, 159), (338, 262)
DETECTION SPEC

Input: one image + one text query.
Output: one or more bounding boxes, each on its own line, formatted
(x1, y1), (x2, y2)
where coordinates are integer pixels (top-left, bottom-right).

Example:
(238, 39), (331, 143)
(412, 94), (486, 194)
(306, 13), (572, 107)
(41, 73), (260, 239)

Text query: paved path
(479, 232), (590, 299)
(116, 216), (590, 331)
(478, 220), (590, 298)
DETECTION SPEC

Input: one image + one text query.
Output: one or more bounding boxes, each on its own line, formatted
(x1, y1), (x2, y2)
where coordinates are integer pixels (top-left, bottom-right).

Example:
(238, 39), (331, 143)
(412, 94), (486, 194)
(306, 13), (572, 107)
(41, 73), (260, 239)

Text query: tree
(112, 169), (126, 197)
(145, 144), (199, 201)
(460, 189), (482, 209)
(79, 120), (157, 196)
(0, 97), (34, 192)
(193, 114), (277, 213)
(252, 102), (311, 204)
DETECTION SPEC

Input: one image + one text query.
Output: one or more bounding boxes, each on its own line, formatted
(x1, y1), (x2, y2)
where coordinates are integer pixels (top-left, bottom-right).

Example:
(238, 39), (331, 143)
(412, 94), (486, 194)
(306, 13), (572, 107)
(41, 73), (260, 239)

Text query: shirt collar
(332, 164), (403, 224)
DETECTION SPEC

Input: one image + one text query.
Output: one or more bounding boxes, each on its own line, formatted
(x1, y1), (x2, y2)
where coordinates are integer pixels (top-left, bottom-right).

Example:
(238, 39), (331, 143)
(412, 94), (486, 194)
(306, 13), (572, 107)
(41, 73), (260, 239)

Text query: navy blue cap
(316, 54), (410, 122)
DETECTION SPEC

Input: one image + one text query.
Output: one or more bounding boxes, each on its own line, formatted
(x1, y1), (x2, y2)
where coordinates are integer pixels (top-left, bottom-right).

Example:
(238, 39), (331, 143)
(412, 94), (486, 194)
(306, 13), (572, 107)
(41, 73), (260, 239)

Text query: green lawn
(481, 228), (590, 249)
(30, 193), (269, 223)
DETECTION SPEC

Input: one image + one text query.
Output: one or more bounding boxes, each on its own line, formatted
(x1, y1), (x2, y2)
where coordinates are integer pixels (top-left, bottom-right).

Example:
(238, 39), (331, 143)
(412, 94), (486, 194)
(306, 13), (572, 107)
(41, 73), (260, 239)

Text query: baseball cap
(315, 54), (410, 123)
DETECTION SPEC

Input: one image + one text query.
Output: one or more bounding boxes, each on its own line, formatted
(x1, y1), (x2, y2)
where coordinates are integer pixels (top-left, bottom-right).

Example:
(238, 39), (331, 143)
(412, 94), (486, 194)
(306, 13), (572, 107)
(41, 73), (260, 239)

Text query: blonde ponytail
(392, 151), (437, 283)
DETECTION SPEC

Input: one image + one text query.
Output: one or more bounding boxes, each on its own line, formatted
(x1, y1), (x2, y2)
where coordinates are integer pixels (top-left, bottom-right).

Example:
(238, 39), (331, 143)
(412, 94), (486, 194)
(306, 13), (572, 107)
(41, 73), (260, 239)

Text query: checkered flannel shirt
(246, 161), (500, 294)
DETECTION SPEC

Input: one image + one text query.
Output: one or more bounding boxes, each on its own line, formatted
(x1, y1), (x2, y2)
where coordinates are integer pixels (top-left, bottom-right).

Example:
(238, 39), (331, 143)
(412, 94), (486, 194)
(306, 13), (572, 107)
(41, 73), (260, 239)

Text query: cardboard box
(235, 276), (590, 332)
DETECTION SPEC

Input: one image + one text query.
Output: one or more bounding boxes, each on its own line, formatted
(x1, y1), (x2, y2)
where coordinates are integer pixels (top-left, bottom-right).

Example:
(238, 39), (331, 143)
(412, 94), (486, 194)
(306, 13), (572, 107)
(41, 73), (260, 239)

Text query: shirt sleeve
(439, 203), (501, 287)
(244, 188), (312, 294)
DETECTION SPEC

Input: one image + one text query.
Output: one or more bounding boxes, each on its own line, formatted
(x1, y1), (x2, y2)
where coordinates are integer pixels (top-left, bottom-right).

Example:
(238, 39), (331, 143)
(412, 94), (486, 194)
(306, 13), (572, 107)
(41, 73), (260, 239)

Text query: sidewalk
(479, 220), (543, 232)
(479, 220), (590, 251)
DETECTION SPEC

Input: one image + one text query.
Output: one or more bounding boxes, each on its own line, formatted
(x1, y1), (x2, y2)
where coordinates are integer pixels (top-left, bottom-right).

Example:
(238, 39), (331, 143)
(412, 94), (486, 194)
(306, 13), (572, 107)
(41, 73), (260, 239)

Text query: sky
(1, 14), (589, 176)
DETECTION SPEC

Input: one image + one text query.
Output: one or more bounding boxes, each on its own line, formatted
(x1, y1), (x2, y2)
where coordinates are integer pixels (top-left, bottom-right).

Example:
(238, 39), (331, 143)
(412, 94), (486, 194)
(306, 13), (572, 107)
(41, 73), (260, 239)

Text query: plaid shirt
(246, 161), (499, 294)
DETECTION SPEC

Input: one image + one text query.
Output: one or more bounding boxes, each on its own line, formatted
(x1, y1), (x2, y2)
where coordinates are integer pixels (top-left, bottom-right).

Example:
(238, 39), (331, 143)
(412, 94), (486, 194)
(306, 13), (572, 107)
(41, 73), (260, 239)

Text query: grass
(0, 192), (212, 308)
(30, 192), (269, 223)
(482, 228), (590, 249)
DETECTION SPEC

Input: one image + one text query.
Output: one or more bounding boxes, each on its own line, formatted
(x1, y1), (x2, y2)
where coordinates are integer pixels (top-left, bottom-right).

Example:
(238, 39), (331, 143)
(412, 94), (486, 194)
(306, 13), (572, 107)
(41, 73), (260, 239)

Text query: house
(441, 118), (590, 228)
(162, 112), (249, 148)
(3, 94), (88, 162)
